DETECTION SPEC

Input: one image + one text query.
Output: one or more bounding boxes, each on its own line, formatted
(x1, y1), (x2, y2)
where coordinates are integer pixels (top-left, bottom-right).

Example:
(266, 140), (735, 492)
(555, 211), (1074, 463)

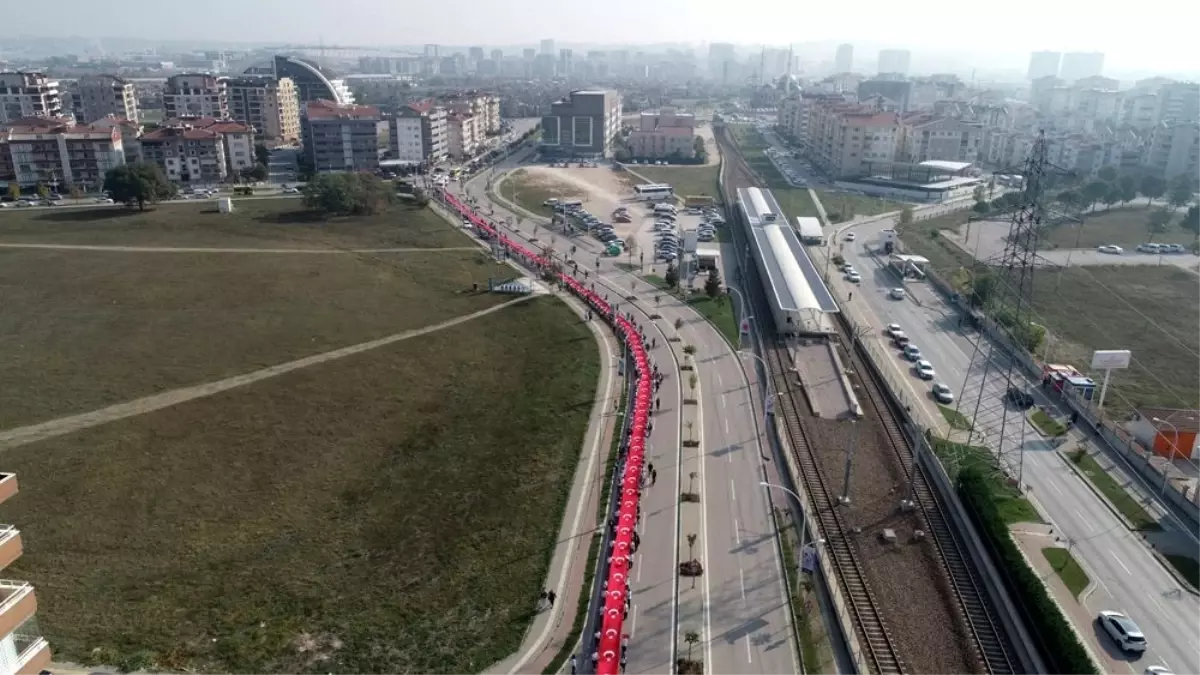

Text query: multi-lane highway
(461, 151), (799, 675)
(834, 213), (1200, 675)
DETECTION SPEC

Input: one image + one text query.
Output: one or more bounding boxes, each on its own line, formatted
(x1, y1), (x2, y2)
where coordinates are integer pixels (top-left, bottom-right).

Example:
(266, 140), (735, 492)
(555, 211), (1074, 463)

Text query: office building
(391, 99), (447, 165)
(708, 43), (736, 83)
(627, 107), (697, 159)
(163, 74), (228, 120)
(0, 72), (64, 123)
(534, 54), (557, 78)
(876, 49), (911, 76)
(559, 49), (574, 77)
(540, 39), (555, 56)
(0, 117), (125, 189)
(468, 47), (485, 63)
(490, 49), (503, 62)
(835, 44), (853, 74)
(446, 112), (479, 160)
(0, 473), (52, 674)
(301, 100), (383, 173)
(540, 89), (621, 158)
(271, 55), (353, 105)
(1027, 51), (1061, 80)
(225, 76), (300, 144)
(1059, 52), (1104, 82)
(424, 44), (440, 60)
(71, 74), (138, 125)
(806, 100), (900, 177)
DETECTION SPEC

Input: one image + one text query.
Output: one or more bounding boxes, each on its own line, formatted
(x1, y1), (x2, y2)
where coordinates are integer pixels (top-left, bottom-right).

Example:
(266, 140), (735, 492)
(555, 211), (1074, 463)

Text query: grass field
(727, 126), (821, 220)
(813, 190), (903, 220)
(0, 204), (518, 430)
(1, 296), (600, 674)
(628, 165), (721, 204)
(0, 199), (470, 250)
(1036, 206), (1199, 250)
(930, 437), (1040, 524)
(1041, 548), (1091, 598)
(1165, 554), (1200, 588)
(938, 404), (973, 431)
(498, 169), (584, 219)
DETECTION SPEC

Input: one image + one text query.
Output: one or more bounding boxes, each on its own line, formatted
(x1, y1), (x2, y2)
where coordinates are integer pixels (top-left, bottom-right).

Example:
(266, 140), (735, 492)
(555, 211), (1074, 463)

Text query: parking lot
(757, 126), (830, 188)
(552, 199), (723, 268)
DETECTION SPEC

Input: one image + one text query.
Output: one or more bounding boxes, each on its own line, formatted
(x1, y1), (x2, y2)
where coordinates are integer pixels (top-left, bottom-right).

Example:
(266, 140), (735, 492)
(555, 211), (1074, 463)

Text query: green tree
(254, 143), (270, 167)
(898, 206), (914, 225)
(704, 267), (722, 299)
(693, 136), (707, 163)
(972, 200), (991, 214)
(1140, 175), (1165, 206)
(1118, 175), (1138, 205)
(1097, 166), (1118, 183)
(1181, 205), (1199, 234)
(103, 162), (176, 211)
(1056, 189), (1082, 212)
(1147, 208), (1173, 238)
(968, 270), (997, 309)
(1081, 180), (1109, 212)
(1166, 174), (1194, 210)
(7, 183), (20, 201)
(240, 163), (269, 183)
(412, 186), (430, 207)
(36, 182), (49, 199)
(664, 263), (680, 289)
(303, 172), (393, 216)
(1102, 184), (1121, 210)
(972, 184), (987, 203)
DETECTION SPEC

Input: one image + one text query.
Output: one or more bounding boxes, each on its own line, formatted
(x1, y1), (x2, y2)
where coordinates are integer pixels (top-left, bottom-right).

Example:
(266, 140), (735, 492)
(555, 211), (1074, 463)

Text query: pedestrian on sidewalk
(570, 654), (577, 675)
(647, 461), (654, 475)
(651, 468), (657, 486)
(655, 397), (660, 411)
(547, 589), (557, 607)
(539, 589), (548, 609)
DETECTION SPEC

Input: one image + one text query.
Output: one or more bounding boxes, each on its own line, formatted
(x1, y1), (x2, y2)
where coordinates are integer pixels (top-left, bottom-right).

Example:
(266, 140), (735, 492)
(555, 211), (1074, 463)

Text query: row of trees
(302, 172), (395, 216)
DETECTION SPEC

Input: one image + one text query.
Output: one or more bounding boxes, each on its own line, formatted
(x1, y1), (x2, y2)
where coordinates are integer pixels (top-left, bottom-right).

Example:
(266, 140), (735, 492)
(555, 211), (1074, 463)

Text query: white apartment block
(0, 72), (64, 123)
(443, 93), (500, 135)
(627, 107), (697, 160)
(225, 76), (300, 144)
(0, 118), (125, 189)
(446, 112), (479, 161)
(392, 99), (447, 165)
(896, 113), (984, 165)
(71, 74), (138, 125)
(1143, 121), (1200, 181)
(806, 101), (900, 177)
(391, 115), (425, 163)
(163, 74), (229, 120)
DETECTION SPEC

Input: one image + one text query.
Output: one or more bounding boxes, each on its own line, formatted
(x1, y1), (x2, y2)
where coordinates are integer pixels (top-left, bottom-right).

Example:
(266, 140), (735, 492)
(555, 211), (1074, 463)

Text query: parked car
(885, 323), (903, 338)
(916, 360), (936, 380)
(1006, 386), (1035, 410)
(932, 383), (954, 404)
(1136, 243), (1162, 253)
(902, 344), (922, 361)
(891, 331), (910, 347)
(1098, 611), (1147, 653)
(1163, 243), (1185, 254)
(1097, 244), (1124, 254)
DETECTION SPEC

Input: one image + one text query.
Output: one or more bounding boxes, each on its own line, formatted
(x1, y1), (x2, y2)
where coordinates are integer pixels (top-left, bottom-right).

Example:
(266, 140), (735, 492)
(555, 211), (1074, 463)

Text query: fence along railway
(715, 123), (1020, 674)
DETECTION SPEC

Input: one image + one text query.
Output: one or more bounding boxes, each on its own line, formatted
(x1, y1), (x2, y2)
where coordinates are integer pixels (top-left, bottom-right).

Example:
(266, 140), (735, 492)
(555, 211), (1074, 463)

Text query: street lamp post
(727, 285), (746, 348)
(1153, 417), (1180, 497)
(760, 481), (825, 573)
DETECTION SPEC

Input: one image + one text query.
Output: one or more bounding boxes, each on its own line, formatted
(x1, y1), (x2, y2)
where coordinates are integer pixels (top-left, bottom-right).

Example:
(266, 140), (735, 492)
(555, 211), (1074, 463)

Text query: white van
(653, 203), (677, 215)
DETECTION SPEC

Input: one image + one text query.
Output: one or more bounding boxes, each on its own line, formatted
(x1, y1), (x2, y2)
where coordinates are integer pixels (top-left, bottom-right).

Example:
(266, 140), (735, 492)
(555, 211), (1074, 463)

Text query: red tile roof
(142, 127), (222, 141)
(405, 99), (436, 114)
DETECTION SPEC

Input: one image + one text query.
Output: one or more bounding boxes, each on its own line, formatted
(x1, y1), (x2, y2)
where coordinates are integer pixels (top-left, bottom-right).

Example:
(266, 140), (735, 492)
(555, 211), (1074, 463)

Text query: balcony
(7, 616), (51, 675)
(0, 528), (22, 572)
(0, 581), (37, 642)
(0, 475), (15, 506)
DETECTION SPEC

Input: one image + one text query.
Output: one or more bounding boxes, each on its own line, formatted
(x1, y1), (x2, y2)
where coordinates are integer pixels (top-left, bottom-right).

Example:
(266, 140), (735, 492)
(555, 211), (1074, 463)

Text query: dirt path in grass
(0, 295), (536, 451)
(0, 243), (481, 254)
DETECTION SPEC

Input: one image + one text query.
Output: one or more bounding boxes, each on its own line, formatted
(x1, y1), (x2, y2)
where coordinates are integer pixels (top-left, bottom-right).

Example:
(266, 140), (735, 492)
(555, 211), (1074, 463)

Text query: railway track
(833, 318), (1017, 675)
(765, 341), (905, 675)
(715, 122), (1020, 675)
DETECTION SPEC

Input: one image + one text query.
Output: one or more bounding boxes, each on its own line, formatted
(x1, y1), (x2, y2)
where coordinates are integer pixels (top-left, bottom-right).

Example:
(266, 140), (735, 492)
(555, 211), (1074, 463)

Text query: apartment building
(627, 107), (697, 159)
(896, 113), (984, 164)
(540, 89), (621, 158)
(0, 72), (64, 124)
(857, 78), (913, 112)
(876, 49), (911, 76)
(0, 117), (126, 189)
(140, 124), (228, 184)
(71, 74), (138, 125)
(301, 100), (384, 173)
(442, 92), (500, 134)
(89, 114), (144, 164)
(446, 112), (479, 161)
(1027, 51), (1061, 80)
(0, 473), (52, 675)
(225, 76), (300, 144)
(174, 117), (255, 174)
(806, 101), (900, 177)
(163, 74), (229, 120)
(392, 99), (447, 164)
(1143, 121), (1200, 181)
(779, 93), (851, 151)
(834, 44), (853, 74)
(1059, 52), (1105, 82)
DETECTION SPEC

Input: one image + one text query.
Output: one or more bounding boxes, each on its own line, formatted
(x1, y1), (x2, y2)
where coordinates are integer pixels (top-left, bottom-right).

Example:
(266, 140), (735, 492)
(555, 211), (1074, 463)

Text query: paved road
(467, 156), (798, 674)
(833, 216), (1200, 675)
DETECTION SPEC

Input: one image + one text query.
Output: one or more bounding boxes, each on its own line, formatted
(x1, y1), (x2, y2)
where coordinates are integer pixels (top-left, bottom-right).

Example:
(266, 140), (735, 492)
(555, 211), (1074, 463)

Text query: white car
(1098, 611), (1147, 653)
(932, 383), (954, 404)
(282, 187), (300, 194)
(916, 360), (936, 380)
(1097, 244), (1124, 255)
(889, 288), (906, 300)
(903, 344), (922, 361)
(844, 232), (857, 241)
(846, 271), (862, 283)
(885, 323), (902, 338)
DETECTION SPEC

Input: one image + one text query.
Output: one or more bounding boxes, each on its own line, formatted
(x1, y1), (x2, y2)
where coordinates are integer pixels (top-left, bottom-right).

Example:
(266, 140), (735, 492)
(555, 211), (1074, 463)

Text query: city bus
(633, 183), (674, 202)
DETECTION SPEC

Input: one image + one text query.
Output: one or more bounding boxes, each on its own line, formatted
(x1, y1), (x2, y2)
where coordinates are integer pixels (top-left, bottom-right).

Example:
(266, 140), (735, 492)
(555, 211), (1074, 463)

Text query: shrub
(957, 468), (1097, 674)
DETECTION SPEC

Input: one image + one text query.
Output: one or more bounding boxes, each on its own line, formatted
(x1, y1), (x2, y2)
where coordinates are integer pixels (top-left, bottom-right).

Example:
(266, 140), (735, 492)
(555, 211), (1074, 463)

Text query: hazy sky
(24, 0), (1200, 73)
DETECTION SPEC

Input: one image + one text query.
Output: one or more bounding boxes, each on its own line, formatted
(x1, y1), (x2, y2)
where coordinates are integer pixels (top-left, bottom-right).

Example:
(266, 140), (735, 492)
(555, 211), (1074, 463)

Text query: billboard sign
(1091, 350), (1132, 370)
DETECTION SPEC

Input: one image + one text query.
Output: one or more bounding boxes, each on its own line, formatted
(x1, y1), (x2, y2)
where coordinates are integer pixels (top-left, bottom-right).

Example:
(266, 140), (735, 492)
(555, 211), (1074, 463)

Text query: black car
(1006, 387), (1035, 410)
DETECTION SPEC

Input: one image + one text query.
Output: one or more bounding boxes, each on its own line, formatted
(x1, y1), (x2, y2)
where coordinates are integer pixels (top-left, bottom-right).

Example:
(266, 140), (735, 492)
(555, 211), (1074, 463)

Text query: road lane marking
(717, 372), (724, 387)
(740, 567), (747, 601)
(731, 480), (736, 502)
(1049, 479), (1065, 496)
(697, 381), (714, 675)
(745, 634), (753, 663)
(1111, 551), (1132, 575)
(734, 518), (741, 545)
(1075, 508), (1093, 532)
(724, 418), (729, 434)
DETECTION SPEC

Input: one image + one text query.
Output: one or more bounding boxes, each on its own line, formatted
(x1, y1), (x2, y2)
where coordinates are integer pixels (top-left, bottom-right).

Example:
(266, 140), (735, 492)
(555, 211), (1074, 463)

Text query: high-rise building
(424, 44), (440, 59)
(468, 47), (485, 63)
(834, 44), (853, 74)
(0, 117), (125, 189)
(876, 49), (911, 76)
(225, 76), (300, 144)
(0, 71), (63, 123)
(559, 49), (574, 77)
(708, 43), (736, 84)
(1143, 121), (1200, 181)
(1059, 52), (1104, 82)
(490, 49), (503, 62)
(71, 74), (138, 124)
(540, 39), (555, 56)
(392, 99), (447, 165)
(540, 89), (622, 158)
(301, 100), (383, 173)
(163, 74), (228, 119)
(1026, 51), (1061, 80)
